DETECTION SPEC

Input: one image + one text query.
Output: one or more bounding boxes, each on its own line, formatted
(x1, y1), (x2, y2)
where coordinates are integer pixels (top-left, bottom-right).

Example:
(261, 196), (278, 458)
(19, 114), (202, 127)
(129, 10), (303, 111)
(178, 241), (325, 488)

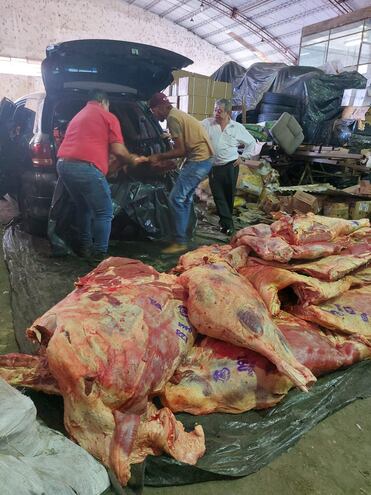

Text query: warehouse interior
(0, 1), (370, 495)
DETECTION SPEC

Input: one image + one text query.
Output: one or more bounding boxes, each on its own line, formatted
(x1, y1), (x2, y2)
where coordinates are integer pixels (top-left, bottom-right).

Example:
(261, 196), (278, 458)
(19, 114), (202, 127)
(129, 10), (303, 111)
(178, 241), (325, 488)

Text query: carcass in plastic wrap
(290, 286), (371, 340)
(7, 257), (205, 487)
(239, 265), (354, 316)
(178, 263), (316, 391)
(161, 312), (371, 415)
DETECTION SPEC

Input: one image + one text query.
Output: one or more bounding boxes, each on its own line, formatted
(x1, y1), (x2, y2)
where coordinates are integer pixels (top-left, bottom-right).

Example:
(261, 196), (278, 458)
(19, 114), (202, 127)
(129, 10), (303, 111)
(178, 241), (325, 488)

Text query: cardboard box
(349, 201), (371, 220)
(323, 201), (349, 219)
(341, 89), (355, 107)
(259, 189), (280, 214)
(360, 180), (371, 195)
(178, 95), (214, 115)
(209, 81), (233, 99)
(178, 76), (211, 96)
(292, 191), (320, 214)
(353, 88), (371, 107)
(342, 106), (369, 120)
(189, 114), (209, 121)
(278, 195), (294, 213)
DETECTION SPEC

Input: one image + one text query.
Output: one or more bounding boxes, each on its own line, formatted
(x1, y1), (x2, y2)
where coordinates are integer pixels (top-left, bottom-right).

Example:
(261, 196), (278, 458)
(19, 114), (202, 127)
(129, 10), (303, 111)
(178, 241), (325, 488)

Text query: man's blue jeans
(56, 160), (113, 254)
(170, 158), (212, 244)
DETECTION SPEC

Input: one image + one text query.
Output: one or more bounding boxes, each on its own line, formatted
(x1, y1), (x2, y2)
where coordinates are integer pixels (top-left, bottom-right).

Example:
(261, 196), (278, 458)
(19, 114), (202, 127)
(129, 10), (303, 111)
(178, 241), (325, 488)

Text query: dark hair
(88, 89), (109, 104)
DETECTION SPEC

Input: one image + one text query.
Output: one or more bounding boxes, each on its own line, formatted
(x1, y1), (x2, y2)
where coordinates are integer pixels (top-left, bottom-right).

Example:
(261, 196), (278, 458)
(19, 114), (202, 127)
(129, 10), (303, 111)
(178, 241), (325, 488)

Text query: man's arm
(149, 115), (186, 164)
(149, 136), (186, 164)
(110, 142), (147, 166)
(238, 127), (257, 159)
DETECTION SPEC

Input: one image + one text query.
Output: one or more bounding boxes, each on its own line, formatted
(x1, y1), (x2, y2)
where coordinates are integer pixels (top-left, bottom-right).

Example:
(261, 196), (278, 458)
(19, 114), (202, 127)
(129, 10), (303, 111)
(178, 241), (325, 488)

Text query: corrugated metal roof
(123, 0), (370, 67)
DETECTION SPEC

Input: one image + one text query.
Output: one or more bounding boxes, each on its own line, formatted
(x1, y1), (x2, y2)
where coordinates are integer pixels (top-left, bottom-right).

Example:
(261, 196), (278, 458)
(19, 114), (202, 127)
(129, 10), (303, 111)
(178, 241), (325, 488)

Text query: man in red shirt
(57, 89), (144, 262)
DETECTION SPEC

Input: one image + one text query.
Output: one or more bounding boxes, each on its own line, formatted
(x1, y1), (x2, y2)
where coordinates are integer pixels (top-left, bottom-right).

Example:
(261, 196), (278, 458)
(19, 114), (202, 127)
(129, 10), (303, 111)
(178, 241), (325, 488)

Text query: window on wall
(359, 28), (371, 65)
(327, 32), (362, 67)
(300, 43), (327, 66)
(299, 19), (371, 74)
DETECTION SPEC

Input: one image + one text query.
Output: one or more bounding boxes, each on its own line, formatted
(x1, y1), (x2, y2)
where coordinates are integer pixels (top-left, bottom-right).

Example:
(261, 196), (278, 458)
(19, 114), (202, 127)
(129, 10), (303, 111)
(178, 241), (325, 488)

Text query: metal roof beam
(199, 0), (297, 63)
(159, 0), (188, 17)
(248, 0), (306, 21)
(142, 0), (163, 10)
(326, 0), (353, 15)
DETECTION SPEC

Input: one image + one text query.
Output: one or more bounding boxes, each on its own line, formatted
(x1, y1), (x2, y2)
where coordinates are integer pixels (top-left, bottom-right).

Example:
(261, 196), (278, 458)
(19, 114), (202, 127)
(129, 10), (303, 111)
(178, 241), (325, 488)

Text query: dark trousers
(209, 161), (239, 230)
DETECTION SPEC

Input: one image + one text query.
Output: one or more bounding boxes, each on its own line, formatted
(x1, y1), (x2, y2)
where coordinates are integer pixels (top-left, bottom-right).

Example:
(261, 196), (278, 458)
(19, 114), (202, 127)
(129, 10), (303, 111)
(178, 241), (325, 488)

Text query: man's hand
(132, 155), (149, 165)
(148, 154), (161, 165)
(234, 157), (245, 167)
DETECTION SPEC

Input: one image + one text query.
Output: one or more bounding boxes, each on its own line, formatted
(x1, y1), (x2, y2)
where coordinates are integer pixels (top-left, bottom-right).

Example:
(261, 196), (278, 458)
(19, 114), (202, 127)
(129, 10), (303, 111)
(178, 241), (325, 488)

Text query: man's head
(148, 92), (172, 122)
(88, 89), (110, 111)
(214, 98), (232, 124)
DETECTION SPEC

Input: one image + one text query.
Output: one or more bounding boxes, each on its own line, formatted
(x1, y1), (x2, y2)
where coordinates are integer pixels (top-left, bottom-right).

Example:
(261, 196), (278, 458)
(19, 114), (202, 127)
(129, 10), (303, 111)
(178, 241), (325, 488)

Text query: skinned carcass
(161, 312), (371, 415)
(172, 244), (249, 274)
(232, 234), (294, 262)
(271, 212), (369, 245)
(1, 257), (205, 487)
(290, 286), (371, 339)
(292, 253), (371, 281)
(178, 263), (316, 391)
(239, 265), (355, 316)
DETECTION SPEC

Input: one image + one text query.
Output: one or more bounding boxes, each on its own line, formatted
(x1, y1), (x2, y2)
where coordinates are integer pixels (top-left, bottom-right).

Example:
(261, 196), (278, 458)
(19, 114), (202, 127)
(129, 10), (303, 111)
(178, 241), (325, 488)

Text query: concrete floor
(0, 198), (371, 495)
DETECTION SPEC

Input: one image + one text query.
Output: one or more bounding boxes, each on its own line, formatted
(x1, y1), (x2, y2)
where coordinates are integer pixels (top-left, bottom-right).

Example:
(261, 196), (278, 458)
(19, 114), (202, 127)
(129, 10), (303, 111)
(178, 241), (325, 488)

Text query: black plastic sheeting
(48, 169), (190, 257)
(211, 61), (247, 86)
(233, 63), (287, 110)
(301, 71), (367, 145)
(3, 226), (371, 487)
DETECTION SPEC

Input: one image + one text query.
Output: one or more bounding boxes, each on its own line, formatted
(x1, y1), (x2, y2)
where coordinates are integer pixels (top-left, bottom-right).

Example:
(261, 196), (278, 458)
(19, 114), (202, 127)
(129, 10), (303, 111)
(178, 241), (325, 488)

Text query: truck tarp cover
(228, 62), (287, 110)
(3, 226), (371, 486)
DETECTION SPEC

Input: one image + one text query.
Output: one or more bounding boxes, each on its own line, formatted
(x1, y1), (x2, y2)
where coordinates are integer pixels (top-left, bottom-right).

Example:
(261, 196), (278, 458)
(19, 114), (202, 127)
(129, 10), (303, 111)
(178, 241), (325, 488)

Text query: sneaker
(161, 243), (187, 254)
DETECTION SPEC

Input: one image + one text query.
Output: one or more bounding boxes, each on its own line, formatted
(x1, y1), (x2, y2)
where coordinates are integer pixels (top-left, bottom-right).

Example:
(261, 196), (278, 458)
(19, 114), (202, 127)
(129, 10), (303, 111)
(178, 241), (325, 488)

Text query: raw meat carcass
(0, 353), (59, 394)
(232, 235), (294, 262)
(7, 257), (205, 486)
(178, 263), (316, 391)
(239, 265), (354, 316)
(271, 212), (369, 245)
(172, 244), (249, 274)
(290, 286), (371, 339)
(161, 312), (371, 415)
(161, 336), (292, 414)
(290, 239), (349, 260)
(292, 253), (371, 281)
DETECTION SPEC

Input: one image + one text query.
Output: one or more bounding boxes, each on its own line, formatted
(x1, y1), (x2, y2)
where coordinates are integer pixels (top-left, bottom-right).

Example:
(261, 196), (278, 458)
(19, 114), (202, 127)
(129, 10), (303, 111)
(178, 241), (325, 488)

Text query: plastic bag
(0, 378), (109, 495)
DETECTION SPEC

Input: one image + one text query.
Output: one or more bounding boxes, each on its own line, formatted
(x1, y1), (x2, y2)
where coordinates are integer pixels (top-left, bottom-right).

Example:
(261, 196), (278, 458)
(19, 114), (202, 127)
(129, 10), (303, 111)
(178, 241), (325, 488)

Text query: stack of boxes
(163, 70), (232, 121)
(341, 87), (371, 123)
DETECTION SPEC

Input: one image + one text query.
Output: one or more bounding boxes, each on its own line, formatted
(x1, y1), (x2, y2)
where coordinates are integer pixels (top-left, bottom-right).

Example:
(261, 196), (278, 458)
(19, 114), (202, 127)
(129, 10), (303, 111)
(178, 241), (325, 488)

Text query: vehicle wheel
(18, 180), (47, 236)
(260, 103), (299, 114)
(262, 92), (299, 107)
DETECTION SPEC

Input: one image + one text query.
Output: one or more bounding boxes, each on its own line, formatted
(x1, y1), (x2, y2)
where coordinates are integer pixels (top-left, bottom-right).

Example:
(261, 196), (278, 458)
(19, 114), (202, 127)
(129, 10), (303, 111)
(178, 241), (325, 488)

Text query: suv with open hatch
(0, 39), (192, 238)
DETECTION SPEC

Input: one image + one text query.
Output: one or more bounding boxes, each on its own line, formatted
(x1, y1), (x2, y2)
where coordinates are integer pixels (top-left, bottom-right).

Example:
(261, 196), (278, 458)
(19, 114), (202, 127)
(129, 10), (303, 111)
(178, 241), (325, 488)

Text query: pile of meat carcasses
(163, 213), (371, 414)
(0, 212), (370, 487)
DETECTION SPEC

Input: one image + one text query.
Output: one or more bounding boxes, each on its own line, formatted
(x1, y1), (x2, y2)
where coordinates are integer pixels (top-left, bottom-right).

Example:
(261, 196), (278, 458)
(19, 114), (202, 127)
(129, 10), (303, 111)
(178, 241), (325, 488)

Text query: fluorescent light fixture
(0, 56), (41, 77)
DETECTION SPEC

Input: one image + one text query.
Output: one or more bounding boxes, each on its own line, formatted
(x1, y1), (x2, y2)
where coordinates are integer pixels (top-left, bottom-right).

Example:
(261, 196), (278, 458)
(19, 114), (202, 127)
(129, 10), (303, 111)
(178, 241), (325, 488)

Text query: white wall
(0, 0), (231, 100)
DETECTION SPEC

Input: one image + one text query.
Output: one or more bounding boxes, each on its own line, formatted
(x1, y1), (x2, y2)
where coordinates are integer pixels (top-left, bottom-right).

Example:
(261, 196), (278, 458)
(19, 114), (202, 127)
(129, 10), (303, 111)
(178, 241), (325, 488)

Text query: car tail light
(30, 140), (53, 167)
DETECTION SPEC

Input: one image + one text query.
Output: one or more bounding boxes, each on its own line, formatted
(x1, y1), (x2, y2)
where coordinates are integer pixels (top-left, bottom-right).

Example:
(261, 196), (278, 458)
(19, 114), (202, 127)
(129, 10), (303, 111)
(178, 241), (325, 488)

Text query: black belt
(58, 158), (96, 167)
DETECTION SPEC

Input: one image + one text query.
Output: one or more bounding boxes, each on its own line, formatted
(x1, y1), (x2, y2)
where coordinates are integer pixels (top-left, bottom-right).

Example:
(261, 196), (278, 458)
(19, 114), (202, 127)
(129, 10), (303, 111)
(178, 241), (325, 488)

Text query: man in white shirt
(202, 99), (256, 236)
